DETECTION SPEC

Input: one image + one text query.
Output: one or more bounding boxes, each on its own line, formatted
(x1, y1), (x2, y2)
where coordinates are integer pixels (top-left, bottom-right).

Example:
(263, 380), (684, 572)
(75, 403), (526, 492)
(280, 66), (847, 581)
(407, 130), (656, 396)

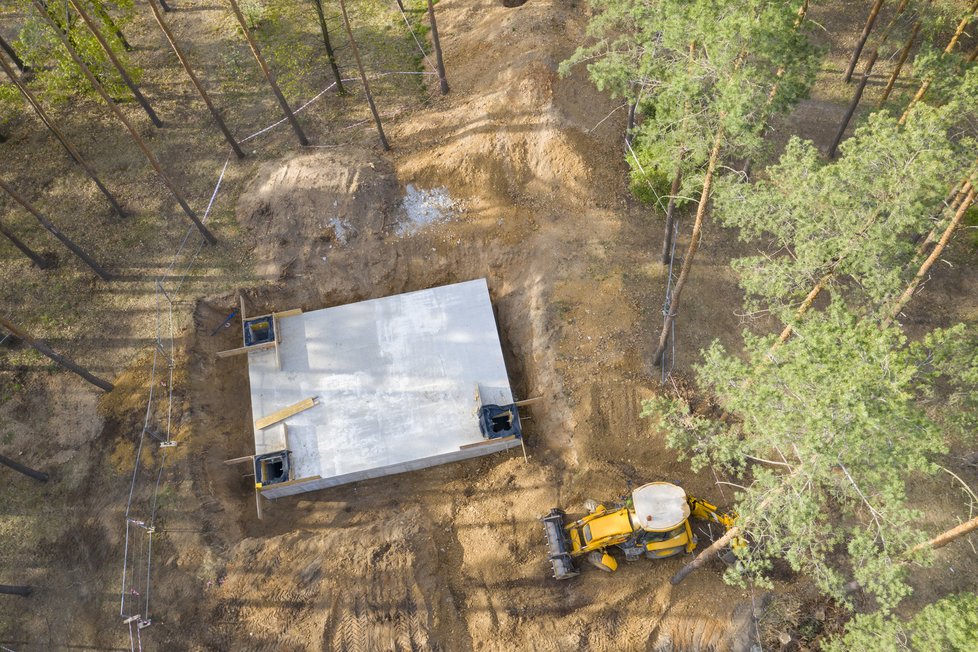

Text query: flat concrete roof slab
(247, 279), (519, 497)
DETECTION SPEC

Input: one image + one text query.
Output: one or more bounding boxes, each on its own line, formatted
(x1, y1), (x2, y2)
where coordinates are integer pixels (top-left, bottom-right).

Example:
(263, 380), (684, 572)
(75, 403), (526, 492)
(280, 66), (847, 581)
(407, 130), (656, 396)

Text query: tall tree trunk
(845, 0), (886, 83)
(899, 0), (978, 123)
(882, 182), (976, 326)
(652, 128), (724, 366)
(0, 177), (112, 280)
(0, 33), (30, 74)
(913, 176), (972, 258)
(338, 0), (390, 150)
(625, 101), (636, 145)
(88, 0), (132, 51)
(147, 0), (245, 158)
(426, 0), (449, 94)
(672, 487), (781, 585)
(0, 453), (49, 482)
(661, 166), (682, 265)
(878, 18), (920, 104)
(773, 270), (834, 347)
(228, 0), (309, 146)
(773, 189), (896, 348)
(672, 525), (741, 585)
(0, 219), (52, 269)
(68, 0), (161, 127)
(311, 0), (345, 94)
(0, 585), (32, 597)
(31, 0), (216, 244)
(0, 316), (115, 391)
(829, 0), (909, 158)
(0, 53), (125, 217)
(910, 515), (978, 552)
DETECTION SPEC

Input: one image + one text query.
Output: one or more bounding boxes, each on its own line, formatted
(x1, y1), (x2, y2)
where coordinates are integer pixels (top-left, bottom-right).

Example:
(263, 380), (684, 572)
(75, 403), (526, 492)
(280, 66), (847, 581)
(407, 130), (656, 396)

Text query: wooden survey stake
(255, 397), (318, 430)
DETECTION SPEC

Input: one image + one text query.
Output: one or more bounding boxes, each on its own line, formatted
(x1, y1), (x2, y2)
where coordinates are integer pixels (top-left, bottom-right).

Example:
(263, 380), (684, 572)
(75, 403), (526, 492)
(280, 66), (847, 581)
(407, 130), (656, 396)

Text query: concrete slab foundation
(246, 279), (521, 499)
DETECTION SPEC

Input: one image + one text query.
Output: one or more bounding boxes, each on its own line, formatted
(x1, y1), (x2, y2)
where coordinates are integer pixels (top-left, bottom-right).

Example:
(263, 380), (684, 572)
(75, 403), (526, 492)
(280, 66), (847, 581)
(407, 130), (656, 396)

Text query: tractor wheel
(583, 499), (599, 512)
(587, 551), (615, 573)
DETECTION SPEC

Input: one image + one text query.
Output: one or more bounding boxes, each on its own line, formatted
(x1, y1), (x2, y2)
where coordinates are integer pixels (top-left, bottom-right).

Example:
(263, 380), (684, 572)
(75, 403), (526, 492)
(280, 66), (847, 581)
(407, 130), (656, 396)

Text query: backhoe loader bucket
(542, 508), (579, 580)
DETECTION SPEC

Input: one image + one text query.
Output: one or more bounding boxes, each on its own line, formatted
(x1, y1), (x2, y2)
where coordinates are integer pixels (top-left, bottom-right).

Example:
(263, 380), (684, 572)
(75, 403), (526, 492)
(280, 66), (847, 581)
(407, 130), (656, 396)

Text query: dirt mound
(236, 150), (399, 283)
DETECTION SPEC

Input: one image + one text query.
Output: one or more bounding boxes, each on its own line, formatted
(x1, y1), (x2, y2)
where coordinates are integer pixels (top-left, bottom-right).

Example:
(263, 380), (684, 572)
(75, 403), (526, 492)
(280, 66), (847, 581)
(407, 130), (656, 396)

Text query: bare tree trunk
(831, 52), (878, 157)
(830, 0), (909, 157)
(672, 525), (741, 585)
(0, 453), (49, 482)
(68, 0), (161, 127)
(0, 585), (32, 597)
(878, 18), (920, 104)
(0, 33), (30, 74)
(882, 182), (976, 326)
(31, 0), (216, 244)
(845, 0), (886, 83)
(88, 0), (132, 51)
(913, 177), (972, 258)
(625, 101), (636, 145)
(661, 166), (682, 265)
(426, 0), (449, 94)
(0, 316), (114, 391)
(899, 0), (978, 123)
(228, 0), (309, 146)
(652, 128), (724, 365)
(147, 0), (245, 158)
(311, 0), (345, 94)
(672, 488), (781, 586)
(338, 0), (390, 150)
(911, 515), (978, 552)
(0, 177), (112, 280)
(0, 219), (52, 269)
(0, 53), (125, 217)
(774, 270), (833, 346)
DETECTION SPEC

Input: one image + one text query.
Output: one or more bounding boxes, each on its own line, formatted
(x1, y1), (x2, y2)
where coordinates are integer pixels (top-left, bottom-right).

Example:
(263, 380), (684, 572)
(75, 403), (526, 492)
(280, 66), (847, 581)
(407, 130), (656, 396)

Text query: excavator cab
(542, 482), (734, 580)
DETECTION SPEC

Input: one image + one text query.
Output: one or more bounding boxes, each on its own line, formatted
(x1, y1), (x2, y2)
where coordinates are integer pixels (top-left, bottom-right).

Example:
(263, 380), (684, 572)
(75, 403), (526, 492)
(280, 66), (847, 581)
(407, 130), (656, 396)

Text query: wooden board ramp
(255, 397), (319, 430)
(216, 340), (276, 358)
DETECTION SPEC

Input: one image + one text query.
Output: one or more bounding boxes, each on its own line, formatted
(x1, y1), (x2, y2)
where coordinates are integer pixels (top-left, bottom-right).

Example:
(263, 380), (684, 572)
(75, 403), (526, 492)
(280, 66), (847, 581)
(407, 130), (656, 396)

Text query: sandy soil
(2, 1), (977, 651)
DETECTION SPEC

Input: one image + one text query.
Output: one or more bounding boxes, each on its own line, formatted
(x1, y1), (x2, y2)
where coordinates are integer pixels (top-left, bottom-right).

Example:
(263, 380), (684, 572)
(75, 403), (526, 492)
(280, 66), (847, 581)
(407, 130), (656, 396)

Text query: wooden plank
(273, 308), (302, 318)
(259, 475), (322, 492)
(459, 435), (517, 450)
(273, 314), (281, 370)
(255, 397), (318, 430)
(216, 340), (276, 358)
(514, 396), (543, 407)
(223, 455), (254, 465)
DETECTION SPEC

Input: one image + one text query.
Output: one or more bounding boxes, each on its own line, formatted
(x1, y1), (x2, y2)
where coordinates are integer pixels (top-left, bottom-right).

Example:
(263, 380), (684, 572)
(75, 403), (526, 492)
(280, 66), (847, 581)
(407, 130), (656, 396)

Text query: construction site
(1, 0), (977, 651)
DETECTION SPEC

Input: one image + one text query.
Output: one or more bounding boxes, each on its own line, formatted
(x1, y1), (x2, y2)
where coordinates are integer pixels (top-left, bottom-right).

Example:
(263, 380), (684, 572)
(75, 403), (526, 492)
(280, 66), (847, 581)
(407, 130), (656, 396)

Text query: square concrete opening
(246, 278), (523, 499)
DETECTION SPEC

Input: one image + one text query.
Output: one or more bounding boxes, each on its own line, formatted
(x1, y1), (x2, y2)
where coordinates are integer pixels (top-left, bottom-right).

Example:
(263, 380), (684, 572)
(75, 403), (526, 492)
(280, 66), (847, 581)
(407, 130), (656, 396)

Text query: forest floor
(1, 0), (977, 651)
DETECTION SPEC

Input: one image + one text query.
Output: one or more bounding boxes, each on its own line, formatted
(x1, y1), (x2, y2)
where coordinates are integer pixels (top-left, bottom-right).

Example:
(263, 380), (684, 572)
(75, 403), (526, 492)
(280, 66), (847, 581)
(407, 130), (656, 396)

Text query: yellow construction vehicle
(542, 481), (737, 579)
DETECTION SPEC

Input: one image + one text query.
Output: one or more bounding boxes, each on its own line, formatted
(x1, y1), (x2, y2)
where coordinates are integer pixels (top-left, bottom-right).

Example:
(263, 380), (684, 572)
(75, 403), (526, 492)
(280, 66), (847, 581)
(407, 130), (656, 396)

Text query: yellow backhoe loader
(542, 481), (737, 579)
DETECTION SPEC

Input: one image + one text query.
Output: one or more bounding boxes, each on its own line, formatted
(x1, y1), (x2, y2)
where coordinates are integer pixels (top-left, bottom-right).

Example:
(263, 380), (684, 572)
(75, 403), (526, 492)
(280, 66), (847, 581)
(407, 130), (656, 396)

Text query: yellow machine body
(542, 482), (738, 579)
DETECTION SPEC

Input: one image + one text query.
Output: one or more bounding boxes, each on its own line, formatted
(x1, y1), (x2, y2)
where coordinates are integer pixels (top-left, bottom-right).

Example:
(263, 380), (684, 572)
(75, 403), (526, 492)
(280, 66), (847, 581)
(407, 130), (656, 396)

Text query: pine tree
(825, 592), (978, 651)
(562, 0), (819, 364)
(712, 100), (974, 326)
(644, 303), (978, 610)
